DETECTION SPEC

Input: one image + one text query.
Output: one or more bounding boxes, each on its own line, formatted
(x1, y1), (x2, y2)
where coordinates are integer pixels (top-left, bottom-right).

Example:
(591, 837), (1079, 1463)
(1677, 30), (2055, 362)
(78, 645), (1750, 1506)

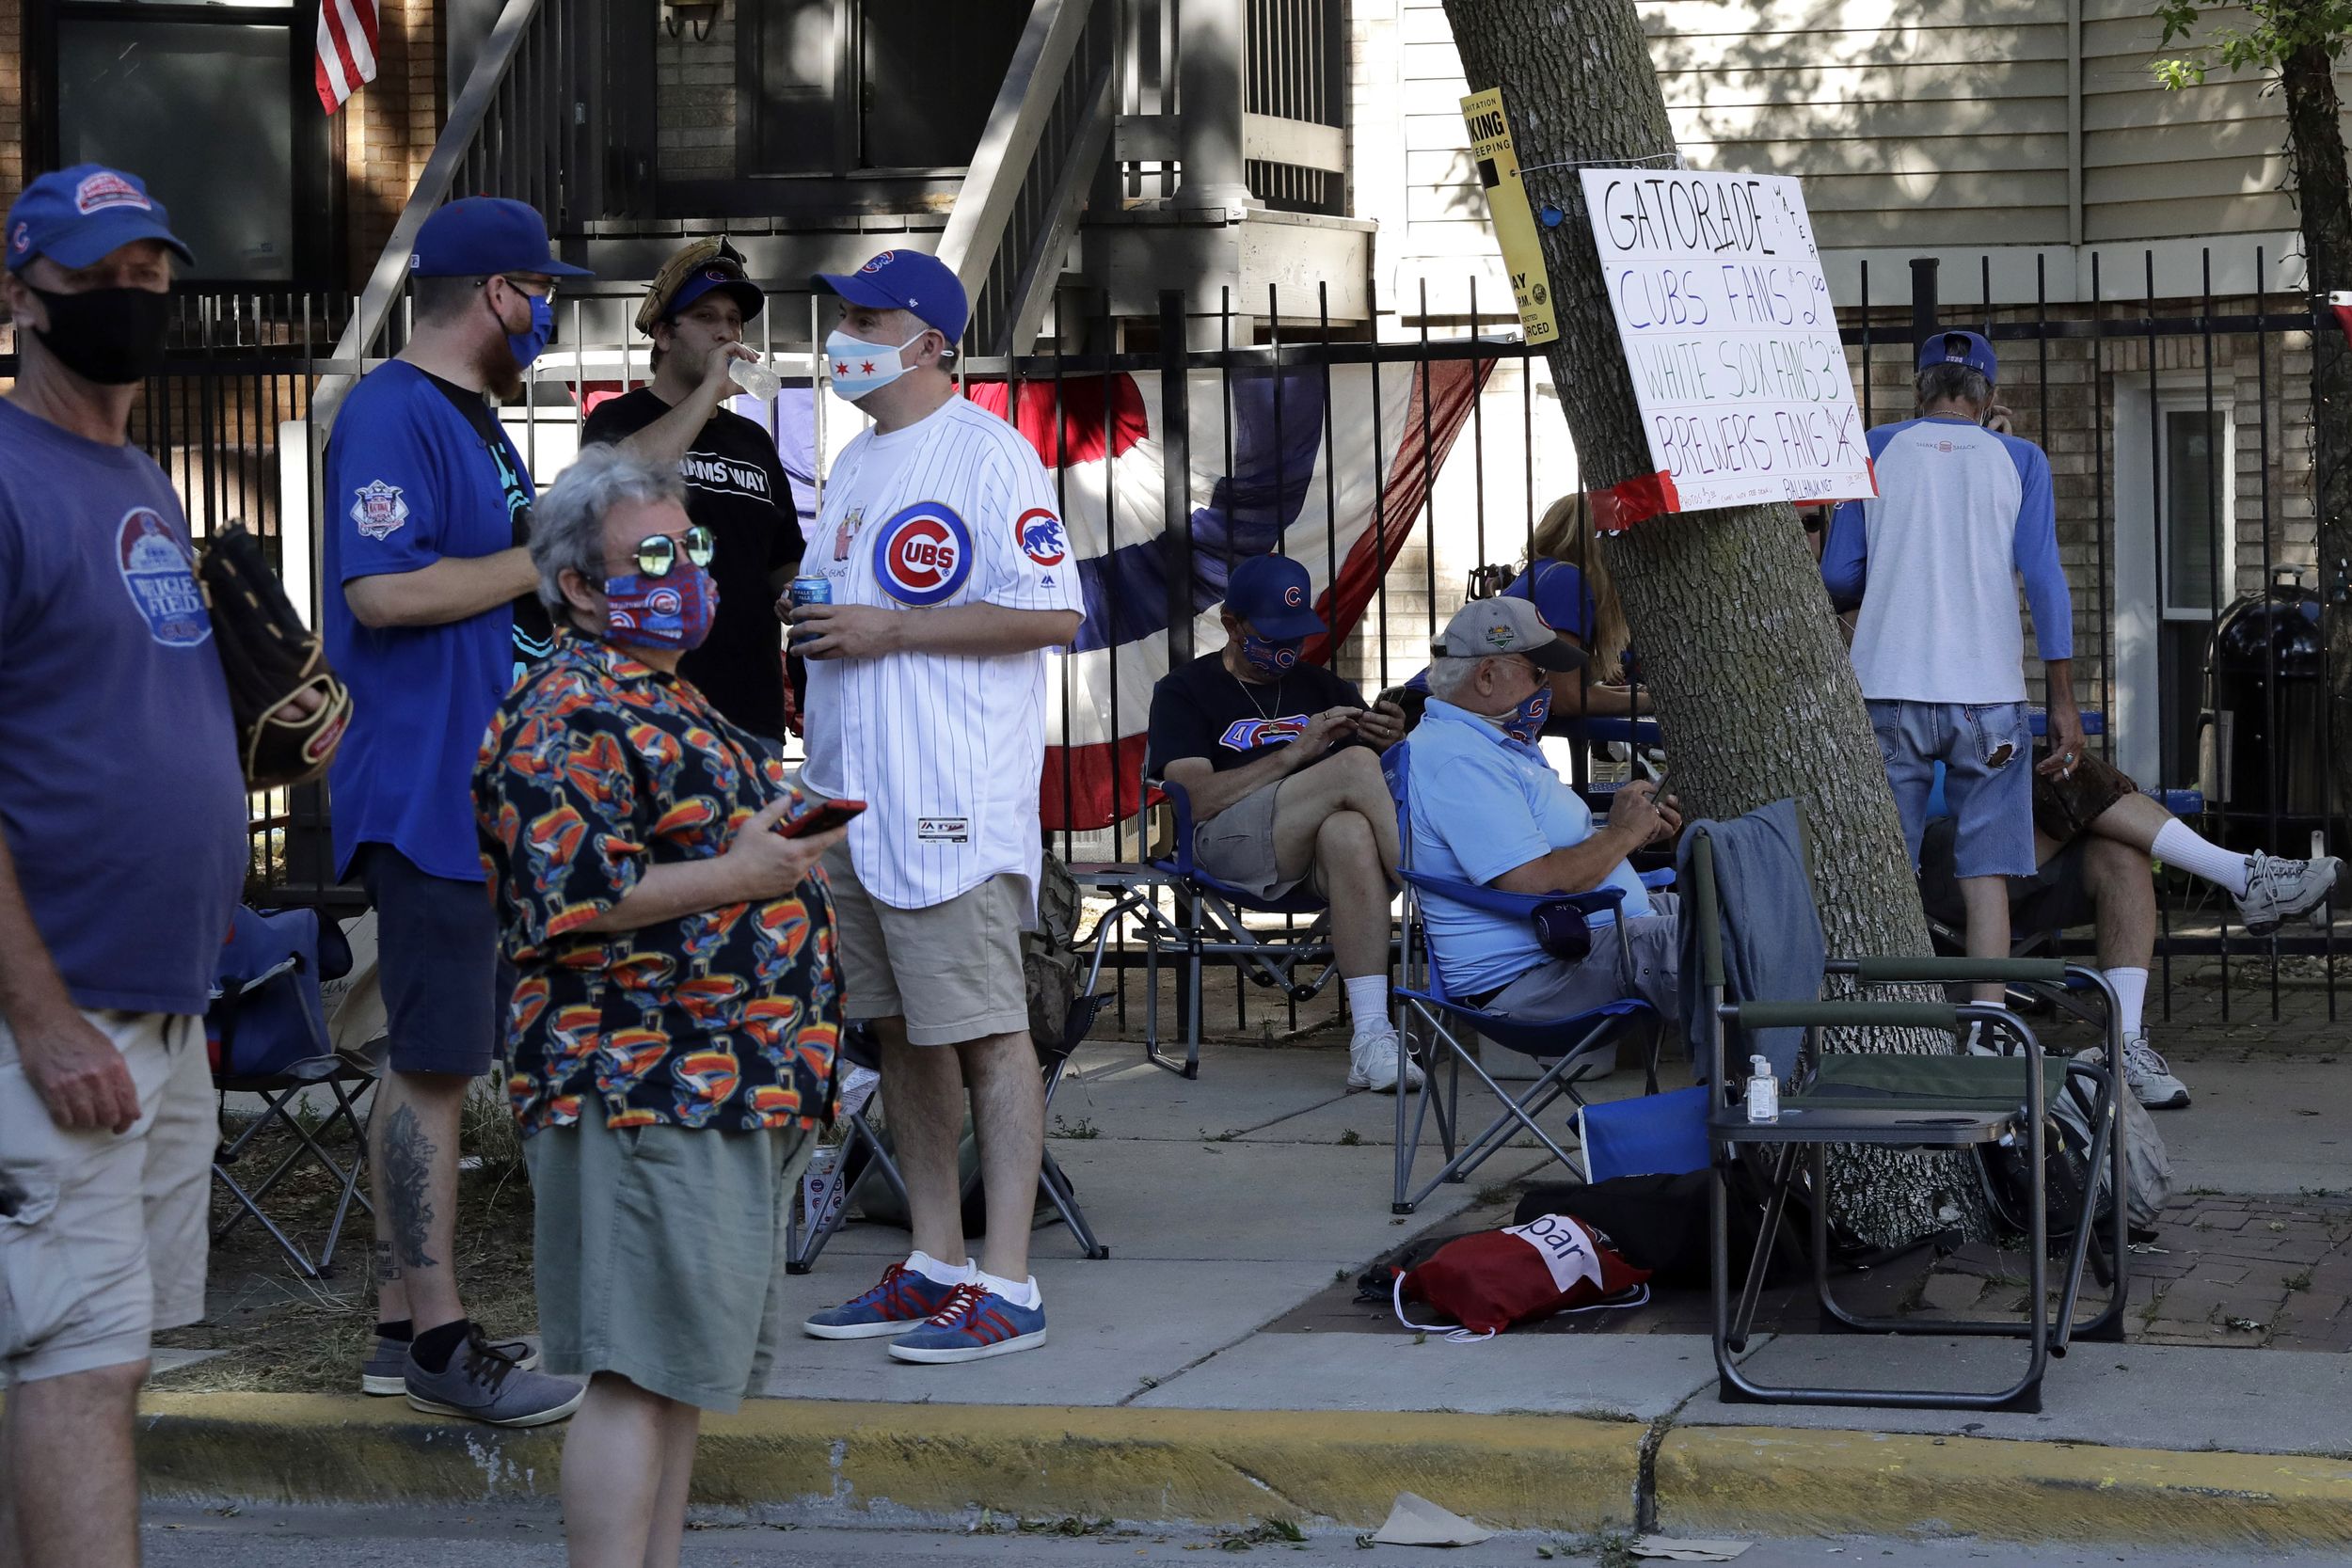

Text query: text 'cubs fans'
(790, 247), (1085, 1366)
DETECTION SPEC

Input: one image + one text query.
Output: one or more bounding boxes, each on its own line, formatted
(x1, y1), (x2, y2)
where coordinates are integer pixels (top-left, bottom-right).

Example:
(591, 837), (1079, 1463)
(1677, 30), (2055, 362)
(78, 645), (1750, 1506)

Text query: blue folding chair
(1124, 770), (1343, 1079)
(1381, 742), (1672, 1212)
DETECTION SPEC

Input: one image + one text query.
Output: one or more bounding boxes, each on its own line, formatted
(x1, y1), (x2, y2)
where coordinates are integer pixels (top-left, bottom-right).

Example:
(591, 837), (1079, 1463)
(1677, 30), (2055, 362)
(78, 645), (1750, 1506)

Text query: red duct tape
(1588, 469), (1681, 533)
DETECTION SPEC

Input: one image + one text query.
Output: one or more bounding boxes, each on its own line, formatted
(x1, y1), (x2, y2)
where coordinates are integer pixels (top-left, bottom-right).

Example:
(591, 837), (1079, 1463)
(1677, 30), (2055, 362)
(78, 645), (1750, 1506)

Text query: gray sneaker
(2122, 1031), (2191, 1111)
(2234, 853), (2342, 935)
(405, 1330), (582, 1427)
(363, 1331), (539, 1396)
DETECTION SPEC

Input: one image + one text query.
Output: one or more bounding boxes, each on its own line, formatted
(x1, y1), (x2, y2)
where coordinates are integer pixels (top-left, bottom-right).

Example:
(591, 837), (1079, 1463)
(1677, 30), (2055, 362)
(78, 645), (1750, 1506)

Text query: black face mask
(29, 285), (174, 385)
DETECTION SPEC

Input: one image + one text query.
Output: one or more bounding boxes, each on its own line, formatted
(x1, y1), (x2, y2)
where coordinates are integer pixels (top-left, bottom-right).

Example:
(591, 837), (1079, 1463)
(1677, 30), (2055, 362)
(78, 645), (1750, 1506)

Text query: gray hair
(530, 444), (688, 613)
(1424, 655), (1489, 705)
(1915, 362), (1992, 410)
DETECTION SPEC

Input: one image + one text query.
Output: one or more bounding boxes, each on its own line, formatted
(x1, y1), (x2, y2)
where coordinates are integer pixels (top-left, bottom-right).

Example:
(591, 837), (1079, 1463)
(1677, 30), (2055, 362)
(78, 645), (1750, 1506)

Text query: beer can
(787, 576), (831, 645)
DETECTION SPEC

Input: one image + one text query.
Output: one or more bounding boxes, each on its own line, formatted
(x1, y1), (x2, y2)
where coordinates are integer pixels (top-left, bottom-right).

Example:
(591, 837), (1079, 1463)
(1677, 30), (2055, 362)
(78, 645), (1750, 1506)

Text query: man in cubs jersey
(791, 249), (1083, 1364)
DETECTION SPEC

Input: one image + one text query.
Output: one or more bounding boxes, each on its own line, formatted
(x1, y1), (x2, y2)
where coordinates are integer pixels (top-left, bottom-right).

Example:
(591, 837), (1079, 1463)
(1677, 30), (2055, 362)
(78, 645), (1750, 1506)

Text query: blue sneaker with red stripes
(803, 1262), (962, 1340)
(886, 1281), (1048, 1364)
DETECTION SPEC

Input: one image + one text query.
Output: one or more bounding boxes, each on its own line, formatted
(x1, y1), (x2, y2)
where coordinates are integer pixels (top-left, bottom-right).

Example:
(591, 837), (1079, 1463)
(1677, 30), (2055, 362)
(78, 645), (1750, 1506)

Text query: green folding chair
(1689, 822), (2130, 1415)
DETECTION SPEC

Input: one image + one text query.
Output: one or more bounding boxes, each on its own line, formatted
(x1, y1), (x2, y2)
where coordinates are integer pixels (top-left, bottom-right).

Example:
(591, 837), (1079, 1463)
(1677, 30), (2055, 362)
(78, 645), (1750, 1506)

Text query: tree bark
(1440, 0), (1984, 1245)
(2278, 33), (2352, 816)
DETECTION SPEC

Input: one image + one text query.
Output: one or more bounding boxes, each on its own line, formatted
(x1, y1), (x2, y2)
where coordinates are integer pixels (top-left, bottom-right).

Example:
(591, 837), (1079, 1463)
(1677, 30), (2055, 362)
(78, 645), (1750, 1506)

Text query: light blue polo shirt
(1404, 698), (1653, 997)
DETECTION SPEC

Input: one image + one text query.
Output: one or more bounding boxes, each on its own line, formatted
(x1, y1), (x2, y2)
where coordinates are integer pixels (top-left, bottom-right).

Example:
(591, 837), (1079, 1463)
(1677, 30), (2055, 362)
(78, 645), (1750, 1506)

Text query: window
(2113, 385), (2235, 789)
(40, 0), (336, 284)
(2161, 406), (2227, 614)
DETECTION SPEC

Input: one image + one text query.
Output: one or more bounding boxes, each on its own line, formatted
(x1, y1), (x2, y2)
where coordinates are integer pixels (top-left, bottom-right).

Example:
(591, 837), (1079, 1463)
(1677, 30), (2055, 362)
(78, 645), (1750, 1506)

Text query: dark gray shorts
(358, 845), (501, 1079)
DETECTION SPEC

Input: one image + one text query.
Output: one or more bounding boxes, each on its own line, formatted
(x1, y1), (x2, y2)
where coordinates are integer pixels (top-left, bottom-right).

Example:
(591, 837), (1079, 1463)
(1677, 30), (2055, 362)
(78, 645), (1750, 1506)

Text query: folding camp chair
(1381, 742), (1672, 1213)
(786, 997), (1113, 1273)
(1689, 817), (2131, 1413)
(207, 908), (375, 1280)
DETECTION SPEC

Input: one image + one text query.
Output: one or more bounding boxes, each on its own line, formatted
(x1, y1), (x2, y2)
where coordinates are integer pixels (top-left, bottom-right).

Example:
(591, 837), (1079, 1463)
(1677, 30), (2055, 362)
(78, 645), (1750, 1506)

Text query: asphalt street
(139, 1505), (2352, 1567)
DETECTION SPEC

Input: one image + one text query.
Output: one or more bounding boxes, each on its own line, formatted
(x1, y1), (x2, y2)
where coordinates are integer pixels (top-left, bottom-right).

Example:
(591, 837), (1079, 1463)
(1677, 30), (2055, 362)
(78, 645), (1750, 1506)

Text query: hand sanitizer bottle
(1745, 1054), (1780, 1124)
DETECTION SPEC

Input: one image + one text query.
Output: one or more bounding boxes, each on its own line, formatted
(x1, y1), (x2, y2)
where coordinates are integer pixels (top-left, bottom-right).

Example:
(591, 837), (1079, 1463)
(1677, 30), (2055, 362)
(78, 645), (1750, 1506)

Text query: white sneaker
(2121, 1030), (2190, 1110)
(2234, 853), (2342, 935)
(1346, 1029), (1423, 1094)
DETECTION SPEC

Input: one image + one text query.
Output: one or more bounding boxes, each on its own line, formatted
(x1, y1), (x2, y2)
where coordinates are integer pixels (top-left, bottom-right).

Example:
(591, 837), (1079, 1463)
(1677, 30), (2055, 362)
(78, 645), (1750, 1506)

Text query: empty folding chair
(208, 907), (374, 1280)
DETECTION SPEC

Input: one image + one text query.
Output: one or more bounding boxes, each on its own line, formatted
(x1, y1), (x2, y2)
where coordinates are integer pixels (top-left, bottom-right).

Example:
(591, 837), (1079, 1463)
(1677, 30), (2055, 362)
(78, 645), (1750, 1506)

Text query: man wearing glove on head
(790, 249), (1084, 1366)
(584, 238), (803, 746)
(322, 196), (589, 1428)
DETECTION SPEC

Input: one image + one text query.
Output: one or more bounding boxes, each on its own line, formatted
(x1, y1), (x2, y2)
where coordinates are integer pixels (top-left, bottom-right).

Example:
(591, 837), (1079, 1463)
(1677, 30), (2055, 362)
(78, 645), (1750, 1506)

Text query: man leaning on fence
(1821, 329), (2083, 1013)
(1404, 598), (1684, 1038)
(323, 197), (588, 1426)
(1145, 553), (1421, 1093)
(0, 166), (246, 1568)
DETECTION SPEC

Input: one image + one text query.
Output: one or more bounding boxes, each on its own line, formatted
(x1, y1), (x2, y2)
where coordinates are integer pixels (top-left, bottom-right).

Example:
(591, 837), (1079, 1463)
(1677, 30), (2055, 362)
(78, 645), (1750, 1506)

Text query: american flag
(314, 0), (380, 113)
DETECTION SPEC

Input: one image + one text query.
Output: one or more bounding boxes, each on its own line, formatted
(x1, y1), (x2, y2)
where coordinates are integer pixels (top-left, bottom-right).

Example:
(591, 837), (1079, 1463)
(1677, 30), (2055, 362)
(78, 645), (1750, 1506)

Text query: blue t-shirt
(0, 400), (246, 1014)
(1403, 698), (1653, 997)
(323, 361), (528, 881)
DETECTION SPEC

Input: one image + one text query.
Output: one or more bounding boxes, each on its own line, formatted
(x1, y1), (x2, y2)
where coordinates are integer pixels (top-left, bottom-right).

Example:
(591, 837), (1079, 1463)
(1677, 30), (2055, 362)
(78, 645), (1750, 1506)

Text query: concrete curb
(129, 1395), (2352, 1545)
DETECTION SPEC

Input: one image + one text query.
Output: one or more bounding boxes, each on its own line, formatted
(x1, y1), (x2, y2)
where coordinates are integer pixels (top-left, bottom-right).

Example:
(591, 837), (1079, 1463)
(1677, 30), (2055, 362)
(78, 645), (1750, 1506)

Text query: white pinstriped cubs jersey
(800, 396), (1085, 912)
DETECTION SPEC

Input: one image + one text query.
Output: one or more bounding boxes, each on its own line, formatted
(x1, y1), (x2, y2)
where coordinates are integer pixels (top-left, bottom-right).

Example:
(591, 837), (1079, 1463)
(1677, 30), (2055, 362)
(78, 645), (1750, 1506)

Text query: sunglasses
(626, 526), (715, 578)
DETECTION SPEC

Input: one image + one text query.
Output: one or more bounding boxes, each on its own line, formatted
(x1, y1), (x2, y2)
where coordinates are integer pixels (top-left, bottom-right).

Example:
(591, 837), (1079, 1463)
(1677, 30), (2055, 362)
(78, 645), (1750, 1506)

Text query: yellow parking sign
(1459, 87), (1558, 347)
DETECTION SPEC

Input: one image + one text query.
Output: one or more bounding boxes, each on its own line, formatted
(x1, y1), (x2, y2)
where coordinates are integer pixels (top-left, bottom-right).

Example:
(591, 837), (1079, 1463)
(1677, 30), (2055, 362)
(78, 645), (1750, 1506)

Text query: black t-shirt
(582, 389), (804, 739)
(1146, 651), (1367, 778)
(422, 372), (553, 670)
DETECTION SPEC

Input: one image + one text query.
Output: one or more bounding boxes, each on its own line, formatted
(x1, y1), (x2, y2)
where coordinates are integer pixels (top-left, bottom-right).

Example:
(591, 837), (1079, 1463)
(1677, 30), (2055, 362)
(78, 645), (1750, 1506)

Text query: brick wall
(657, 2), (735, 181)
(0, 0), (22, 223)
(344, 0), (445, 288)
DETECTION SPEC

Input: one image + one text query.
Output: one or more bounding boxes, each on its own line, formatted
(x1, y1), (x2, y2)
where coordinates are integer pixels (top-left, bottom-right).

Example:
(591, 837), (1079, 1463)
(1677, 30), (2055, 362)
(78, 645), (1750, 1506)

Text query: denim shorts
(1867, 699), (2035, 879)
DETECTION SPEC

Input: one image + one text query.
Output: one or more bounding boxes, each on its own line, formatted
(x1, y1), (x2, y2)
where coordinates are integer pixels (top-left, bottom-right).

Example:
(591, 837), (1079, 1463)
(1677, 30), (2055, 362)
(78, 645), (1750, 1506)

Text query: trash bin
(2198, 567), (2340, 852)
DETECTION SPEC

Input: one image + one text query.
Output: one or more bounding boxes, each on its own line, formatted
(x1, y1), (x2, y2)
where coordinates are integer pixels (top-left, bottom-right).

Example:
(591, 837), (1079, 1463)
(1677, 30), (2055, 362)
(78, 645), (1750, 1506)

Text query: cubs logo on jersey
(1014, 507), (1067, 568)
(1217, 715), (1309, 751)
(871, 501), (973, 606)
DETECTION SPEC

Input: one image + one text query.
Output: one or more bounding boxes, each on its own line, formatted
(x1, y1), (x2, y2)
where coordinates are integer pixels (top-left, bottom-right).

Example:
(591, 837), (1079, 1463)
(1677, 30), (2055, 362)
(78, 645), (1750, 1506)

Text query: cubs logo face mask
(1241, 632), (1303, 678)
(605, 565), (719, 652)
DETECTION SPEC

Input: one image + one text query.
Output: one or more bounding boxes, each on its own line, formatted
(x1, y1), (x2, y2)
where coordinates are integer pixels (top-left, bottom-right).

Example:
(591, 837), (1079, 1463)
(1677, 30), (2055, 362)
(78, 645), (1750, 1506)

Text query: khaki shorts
(0, 1010), (213, 1386)
(820, 839), (1030, 1046)
(1191, 777), (1308, 901)
(525, 1103), (812, 1414)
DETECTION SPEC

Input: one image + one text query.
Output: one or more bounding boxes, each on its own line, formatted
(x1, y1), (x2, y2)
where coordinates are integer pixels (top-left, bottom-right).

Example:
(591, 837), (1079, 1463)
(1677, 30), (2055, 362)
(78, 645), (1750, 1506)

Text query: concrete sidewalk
(136, 1031), (2352, 1546)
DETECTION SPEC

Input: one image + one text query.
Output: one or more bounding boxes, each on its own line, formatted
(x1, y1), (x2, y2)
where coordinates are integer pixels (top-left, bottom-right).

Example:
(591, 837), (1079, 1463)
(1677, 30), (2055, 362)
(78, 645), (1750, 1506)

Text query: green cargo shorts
(524, 1106), (814, 1413)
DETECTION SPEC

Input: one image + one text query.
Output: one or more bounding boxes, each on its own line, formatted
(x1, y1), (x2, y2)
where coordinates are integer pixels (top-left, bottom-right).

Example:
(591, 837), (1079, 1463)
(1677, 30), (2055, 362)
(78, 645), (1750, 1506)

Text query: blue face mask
(1502, 683), (1551, 744)
(1241, 632), (1303, 678)
(507, 293), (554, 371)
(825, 326), (929, 404)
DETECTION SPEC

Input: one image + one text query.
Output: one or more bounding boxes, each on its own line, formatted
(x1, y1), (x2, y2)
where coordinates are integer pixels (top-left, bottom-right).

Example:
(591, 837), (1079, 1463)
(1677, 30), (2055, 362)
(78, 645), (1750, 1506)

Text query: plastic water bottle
(728, 354), (783, 402)
(1745, 1054), (1780, 1124)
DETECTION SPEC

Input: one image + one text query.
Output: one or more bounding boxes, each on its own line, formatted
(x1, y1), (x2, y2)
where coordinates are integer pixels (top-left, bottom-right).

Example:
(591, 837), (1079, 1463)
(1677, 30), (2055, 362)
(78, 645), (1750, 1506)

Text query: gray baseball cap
(1432, 595), (1585, 671)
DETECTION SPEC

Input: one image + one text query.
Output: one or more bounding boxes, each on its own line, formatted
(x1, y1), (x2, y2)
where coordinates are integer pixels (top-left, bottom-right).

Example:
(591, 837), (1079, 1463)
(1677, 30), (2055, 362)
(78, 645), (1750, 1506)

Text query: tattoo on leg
(374, 1240), (403, 1286)
(382, 1103), (440, 1271)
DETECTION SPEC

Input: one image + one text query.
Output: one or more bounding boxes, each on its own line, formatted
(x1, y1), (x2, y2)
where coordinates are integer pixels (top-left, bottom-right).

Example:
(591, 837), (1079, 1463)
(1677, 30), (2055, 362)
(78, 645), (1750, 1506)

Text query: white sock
(907, 1250), (976, 1288)
(2153, 820), (2250, 897)
(974, 1270), (1041, 1310)
(2106, 967), (2148, 1042)
(1344, 974), (1391, 1037)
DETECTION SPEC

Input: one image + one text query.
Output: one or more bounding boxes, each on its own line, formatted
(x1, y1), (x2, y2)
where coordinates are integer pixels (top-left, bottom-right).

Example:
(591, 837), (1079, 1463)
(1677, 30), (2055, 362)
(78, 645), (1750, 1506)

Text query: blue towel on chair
(1677, 800), (1821, 1082)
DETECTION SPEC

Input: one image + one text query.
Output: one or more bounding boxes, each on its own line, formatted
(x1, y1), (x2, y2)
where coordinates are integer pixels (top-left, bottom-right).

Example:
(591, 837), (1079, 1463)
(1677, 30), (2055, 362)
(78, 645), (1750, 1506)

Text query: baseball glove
(198, 523), (353, 791)
(635, 236), (750, 338)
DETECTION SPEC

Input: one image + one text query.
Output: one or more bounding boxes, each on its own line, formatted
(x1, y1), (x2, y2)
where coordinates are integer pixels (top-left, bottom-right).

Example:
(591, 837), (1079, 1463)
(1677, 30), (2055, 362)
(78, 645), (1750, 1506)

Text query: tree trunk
(2278, 35), (2352, 819)
(1440, 0), (1984, 1245)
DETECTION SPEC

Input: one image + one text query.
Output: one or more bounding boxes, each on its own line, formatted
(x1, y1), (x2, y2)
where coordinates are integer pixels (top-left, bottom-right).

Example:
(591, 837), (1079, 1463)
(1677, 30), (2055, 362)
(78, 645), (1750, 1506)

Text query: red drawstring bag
(1393, 1213), (1652, 1340)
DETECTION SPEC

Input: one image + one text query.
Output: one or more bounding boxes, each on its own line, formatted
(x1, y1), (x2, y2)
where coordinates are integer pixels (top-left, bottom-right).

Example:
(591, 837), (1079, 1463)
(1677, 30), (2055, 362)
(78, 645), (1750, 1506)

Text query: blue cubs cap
(1502, 561), (1598, 645)
(1224, 554), (1327, 640)
(8, 165), (193, 273)
(1917, 328), (1997, 386)
(664, 258), (763, 325)
(408, 197), (592, 278)
(811, 248), (970, 344)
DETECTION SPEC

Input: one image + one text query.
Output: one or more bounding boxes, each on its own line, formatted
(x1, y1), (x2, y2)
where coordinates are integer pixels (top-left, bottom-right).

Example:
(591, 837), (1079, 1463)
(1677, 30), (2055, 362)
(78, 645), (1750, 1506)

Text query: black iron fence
(3, 252), (2341, 1029)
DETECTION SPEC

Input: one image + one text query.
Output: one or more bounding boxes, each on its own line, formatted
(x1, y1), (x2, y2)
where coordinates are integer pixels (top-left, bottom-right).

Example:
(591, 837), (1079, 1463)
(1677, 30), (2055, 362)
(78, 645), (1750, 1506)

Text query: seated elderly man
(1404, 597), (1682, 1032)
(1920, 750), (2339, 1112)
(1144, 553), (1417, 1091)
(474, 446), (849, 1568)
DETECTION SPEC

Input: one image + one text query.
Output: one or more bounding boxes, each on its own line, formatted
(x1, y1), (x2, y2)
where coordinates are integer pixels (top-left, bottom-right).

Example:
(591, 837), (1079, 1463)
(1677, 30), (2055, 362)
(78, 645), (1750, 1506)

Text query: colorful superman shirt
(474, 630), (839, 1134)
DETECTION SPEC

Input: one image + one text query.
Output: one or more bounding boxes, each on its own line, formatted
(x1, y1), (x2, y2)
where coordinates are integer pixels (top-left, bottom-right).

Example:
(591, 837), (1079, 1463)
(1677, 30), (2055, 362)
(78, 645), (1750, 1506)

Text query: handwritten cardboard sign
(1579, 169), (1875, 514)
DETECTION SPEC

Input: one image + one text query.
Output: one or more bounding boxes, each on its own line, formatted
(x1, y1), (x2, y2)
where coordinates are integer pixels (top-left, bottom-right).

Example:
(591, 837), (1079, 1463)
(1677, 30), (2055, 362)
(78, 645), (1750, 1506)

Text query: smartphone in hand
(779, 799), (866, 838)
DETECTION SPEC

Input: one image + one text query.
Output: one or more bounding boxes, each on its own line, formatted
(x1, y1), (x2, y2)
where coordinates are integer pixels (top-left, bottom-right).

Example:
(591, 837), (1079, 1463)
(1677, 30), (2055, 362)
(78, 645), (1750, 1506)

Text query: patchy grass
(1337, 1128), (1365, 1147)
(2285, 1271), (2314, 1291)
(1049, 1115), (1101, 1140)
(151, 1081), (537, 1394)
(1214, 1517), (1307, 1551)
